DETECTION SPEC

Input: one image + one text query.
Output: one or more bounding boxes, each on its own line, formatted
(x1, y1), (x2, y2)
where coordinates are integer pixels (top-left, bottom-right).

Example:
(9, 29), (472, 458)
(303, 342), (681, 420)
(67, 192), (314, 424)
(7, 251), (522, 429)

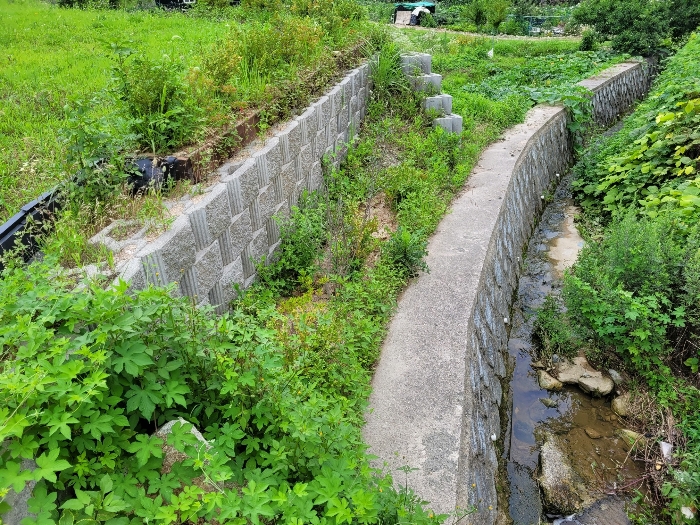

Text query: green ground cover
(536, 32), (700, 524)
(0, 0), (375, 223)
(0, 0), (228, 220)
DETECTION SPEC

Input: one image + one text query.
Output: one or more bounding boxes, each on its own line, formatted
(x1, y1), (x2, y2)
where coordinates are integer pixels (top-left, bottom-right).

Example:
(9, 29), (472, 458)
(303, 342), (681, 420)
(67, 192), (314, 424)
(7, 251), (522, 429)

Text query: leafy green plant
(256, 192), (327, 294)
(382, 227), (429, 278)
(532, 295), (580, 362)
(572, 0), (670, 55)
(368, 42), (411, 103)
(579, 29), (598, 51)
(111, 45), (201, 153)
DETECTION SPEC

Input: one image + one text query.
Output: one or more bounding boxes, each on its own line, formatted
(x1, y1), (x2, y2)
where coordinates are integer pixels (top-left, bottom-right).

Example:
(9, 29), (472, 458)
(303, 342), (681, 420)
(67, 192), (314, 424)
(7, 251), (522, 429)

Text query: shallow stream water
(503, 175), (645, 525)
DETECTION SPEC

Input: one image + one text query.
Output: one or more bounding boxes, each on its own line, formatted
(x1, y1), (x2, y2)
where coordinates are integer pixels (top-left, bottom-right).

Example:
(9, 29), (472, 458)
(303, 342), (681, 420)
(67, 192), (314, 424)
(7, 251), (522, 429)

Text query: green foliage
(257, 192), (327, 294)
(59, 96), (136, 211)
(0, 256), (442, 525)
(572, 0), (670, 55)
(111, 46), (201, 153)
(382, 227), (429, 278)
(573, 33), (700, 224)
(420, 13), (437, 29)
(579, 29), (598, 52)
(532, 295), (580, 361)
(368, 42), (411, 103)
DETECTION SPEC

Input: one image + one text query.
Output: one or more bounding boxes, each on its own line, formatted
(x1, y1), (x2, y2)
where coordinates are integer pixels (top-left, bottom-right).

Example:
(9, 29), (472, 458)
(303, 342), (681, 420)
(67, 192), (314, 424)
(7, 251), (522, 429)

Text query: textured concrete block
(253, 137), (282, 187)
(339, 77), (351, 109)
(409, 73), (441, 93)
(315, 95), (331, 130)
(139, 215), (196, 286)
(229, 209), (253, 257)
(213, 256), (244, 311)
(315, 128), (328, 159)
(187, 184), (231, 250)
(119, 258), (147, 292)
(243, 227), (269, 277)
(337, 108), (349, 135)
(296, 106), (317, 145)
(297, 144), (312, 181)
(194, 241), (224, 298)
(217, 159), (244, 178)
(277, 120), (301, 164)
(450, 113), (463, 134)
(328, 85), (343, 116)
(290, 178), (307, 208)
(278, 161), (297, 201)
(401, 52), (431, 75)
(217, 229), (235, 266)
(223, 158), (259, 214)
(423, 94), (452, 115)
(307, 161), (323, 191)
(358, 86), (367, 105)
(274, 200), (290, 221)
(179, 266), (198, 298)
(266, 217), (280, 246)
(251, 184), (278, 231)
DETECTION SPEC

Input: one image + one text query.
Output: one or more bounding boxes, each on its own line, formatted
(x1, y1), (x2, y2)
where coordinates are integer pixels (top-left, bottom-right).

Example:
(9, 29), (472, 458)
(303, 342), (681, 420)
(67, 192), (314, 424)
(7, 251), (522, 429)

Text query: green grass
(0, 0), (227, 221)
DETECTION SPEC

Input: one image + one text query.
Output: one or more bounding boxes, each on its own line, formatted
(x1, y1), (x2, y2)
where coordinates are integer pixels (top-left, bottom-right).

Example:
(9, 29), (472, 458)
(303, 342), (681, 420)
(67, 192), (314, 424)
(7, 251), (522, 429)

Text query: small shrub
(111, 49), (200, 153)
(532, 295), (580, 362)
(579, 29), (598, 51)
(572, 0), (670, 55)
(382, 227), (429, 277)
(257, 192), (327, 294)
(421, 13), (437, 28)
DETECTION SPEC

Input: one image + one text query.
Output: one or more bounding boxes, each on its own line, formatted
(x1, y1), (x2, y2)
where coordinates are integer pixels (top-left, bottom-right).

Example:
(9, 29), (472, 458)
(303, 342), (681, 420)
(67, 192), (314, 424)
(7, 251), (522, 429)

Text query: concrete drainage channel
(363, 59), (655, 525)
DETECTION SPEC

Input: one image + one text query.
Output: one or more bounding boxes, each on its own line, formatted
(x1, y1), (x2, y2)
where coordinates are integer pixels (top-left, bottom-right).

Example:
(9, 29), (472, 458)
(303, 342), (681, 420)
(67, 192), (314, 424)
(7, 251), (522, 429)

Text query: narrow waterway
(503, 174), (645, 525)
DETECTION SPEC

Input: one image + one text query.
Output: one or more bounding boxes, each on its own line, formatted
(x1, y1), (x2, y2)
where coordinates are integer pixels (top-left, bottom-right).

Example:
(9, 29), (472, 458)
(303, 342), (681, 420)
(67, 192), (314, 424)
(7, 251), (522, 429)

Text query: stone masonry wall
(457, 61), (655, 520)
(100, 64), (370, 312)
(363, 60), (655, 525)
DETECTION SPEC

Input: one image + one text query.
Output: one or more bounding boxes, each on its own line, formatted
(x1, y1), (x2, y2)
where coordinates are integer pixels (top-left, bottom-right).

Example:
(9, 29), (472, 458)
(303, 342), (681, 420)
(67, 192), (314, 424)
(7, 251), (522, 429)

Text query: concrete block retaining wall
(100, 63), (370, 312)
(363, 60), (655, 524)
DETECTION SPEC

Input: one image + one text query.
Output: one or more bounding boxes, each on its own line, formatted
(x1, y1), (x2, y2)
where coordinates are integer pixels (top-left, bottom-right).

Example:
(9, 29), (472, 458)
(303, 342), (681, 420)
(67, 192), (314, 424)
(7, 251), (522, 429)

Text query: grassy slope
(0, 0), (226, 220)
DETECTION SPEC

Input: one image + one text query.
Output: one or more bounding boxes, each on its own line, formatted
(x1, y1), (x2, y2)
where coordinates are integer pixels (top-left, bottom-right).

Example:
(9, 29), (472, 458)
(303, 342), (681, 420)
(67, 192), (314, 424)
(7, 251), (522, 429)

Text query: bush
(421, 12), (437, 28)
(572, 0), (669, 55)
(112, 50), (200, 153)
(579, 29), (597, 51)
(382, 227), (429, 277)
(533, 295), (581, 361)
(257, 192), (327, 293)
(573, 33), (700, 223)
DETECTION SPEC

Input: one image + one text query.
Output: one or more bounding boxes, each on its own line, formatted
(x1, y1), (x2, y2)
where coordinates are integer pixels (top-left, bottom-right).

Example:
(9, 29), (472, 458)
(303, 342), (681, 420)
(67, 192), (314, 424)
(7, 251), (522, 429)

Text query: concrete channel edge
(363, 59), (655, 525)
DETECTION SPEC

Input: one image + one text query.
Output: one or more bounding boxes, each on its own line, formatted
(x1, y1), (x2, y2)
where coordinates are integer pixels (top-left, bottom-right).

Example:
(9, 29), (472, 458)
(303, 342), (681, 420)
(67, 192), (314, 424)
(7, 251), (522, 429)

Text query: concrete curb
(363, 60), (655, 524)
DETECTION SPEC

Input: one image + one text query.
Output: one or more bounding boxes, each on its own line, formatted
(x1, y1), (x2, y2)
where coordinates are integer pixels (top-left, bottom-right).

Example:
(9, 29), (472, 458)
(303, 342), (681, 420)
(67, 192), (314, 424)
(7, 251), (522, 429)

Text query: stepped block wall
(96, 64), (371, 313)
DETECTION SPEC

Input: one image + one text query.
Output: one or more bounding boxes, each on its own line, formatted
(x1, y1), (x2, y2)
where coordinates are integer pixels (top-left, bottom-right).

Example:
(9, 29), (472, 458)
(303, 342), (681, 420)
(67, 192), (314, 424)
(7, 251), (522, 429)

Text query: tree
(572, 0), (669, 55)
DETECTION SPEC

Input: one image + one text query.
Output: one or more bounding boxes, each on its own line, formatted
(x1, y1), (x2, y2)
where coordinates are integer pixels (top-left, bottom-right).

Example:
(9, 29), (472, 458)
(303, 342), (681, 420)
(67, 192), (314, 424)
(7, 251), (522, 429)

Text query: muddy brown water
(504, 175), (645, 525)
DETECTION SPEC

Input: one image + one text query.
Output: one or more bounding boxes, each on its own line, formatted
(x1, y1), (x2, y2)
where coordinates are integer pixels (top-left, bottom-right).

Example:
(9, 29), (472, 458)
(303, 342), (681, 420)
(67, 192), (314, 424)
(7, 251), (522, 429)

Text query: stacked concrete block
(423, 93), (453, 115)
(402, 53), (462, 134)
(99, 61), (372, 312)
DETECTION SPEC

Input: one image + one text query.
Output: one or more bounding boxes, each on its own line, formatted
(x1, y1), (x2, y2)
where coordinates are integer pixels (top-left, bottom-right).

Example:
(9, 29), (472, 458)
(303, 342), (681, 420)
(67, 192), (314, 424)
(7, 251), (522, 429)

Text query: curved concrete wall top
(363, 60), (654, 524)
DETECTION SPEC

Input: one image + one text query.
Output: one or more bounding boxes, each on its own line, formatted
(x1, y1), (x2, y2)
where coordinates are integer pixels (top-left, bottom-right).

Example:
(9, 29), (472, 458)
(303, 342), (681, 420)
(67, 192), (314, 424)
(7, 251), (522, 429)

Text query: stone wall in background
(93, 63), (370, 313)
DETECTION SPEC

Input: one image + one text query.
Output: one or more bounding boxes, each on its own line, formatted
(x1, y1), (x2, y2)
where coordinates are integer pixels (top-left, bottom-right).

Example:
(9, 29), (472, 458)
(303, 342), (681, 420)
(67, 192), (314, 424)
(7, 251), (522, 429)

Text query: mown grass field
(0, 0), (230, 220)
